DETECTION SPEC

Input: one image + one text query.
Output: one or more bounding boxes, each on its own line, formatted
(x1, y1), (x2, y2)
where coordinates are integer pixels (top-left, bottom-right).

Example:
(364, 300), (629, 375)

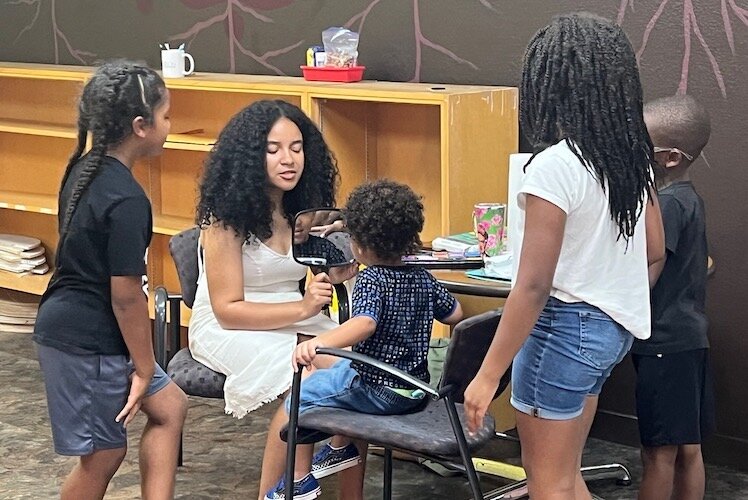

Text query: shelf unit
(0, 62), (518, 328)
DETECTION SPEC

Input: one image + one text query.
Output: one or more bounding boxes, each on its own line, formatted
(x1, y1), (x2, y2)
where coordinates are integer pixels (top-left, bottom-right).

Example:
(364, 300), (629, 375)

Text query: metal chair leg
(444, 396), (483, 499)
(480, 463), (633, 499)
(581, 463), (632, 486)
(285, 368), (303, 500)
(383, 448), (393, 500)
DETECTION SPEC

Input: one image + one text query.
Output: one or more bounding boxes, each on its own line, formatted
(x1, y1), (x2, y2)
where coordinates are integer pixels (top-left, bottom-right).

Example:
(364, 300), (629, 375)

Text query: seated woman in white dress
(188, 100), (356, 419)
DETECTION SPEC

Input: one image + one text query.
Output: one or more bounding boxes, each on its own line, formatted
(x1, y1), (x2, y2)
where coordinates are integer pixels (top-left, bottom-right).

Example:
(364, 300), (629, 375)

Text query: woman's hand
(311, 218), (346, 237)
(293, 337), (324, 371)
(327, 262), (358, 284)
(463, 370), (502, 435)
(301, 272), (333, 317)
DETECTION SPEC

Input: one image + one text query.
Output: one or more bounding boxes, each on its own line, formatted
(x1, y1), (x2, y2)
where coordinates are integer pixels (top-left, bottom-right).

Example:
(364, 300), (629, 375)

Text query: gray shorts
(37, 344), (171, 456)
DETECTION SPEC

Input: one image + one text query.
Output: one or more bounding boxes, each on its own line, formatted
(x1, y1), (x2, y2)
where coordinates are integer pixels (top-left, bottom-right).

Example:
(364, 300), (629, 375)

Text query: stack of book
(0, 234), (49, 276)
(0, 289), (38, 334)
(430, 232), (480, 255)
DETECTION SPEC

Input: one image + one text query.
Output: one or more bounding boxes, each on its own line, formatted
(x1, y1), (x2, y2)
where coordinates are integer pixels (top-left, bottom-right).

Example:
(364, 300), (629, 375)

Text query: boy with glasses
(633, 94), (715, 500)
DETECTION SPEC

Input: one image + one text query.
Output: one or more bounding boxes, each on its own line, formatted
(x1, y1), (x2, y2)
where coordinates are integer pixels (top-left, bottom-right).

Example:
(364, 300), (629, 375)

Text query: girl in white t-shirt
(464, 13), (665, 498)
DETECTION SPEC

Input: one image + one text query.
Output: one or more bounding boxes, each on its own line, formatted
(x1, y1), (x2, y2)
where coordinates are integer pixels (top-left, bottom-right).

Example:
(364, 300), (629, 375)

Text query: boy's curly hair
(343, 180), (424, 260)
(197, 100), (339, 241)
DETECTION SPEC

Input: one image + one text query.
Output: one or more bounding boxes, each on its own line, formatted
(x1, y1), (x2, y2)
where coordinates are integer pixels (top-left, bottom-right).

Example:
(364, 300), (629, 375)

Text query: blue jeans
(510, 297), (633, 420)
(285, 359), (426, 416)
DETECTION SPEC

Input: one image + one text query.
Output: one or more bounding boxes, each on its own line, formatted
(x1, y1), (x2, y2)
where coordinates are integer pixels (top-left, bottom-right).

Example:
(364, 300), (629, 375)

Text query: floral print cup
(473, 203), (506, 259)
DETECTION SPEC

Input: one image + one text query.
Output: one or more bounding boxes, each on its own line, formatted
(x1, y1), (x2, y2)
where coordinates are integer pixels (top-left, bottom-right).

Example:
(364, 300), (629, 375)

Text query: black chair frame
(285, 348), (485, 500)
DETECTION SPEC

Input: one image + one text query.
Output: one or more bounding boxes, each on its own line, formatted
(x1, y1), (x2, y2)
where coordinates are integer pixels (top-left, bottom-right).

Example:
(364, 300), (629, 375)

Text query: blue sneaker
(311, 443), (362, 479)
(264, 473), (321, 500)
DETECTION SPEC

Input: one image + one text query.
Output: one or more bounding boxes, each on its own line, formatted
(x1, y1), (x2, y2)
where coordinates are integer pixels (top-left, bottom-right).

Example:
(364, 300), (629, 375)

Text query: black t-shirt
(631, 181), (709, 355)
(33, 156), (152, 355)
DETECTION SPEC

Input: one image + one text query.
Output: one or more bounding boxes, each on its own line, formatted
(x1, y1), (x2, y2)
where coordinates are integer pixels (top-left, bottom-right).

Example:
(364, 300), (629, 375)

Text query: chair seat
(293, 399), (495, 458)
(166, 347), (225, 399)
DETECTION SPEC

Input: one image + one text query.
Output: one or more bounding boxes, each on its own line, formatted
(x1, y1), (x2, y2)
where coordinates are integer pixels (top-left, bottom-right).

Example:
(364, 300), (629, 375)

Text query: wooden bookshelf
(0, 62), (518, 340)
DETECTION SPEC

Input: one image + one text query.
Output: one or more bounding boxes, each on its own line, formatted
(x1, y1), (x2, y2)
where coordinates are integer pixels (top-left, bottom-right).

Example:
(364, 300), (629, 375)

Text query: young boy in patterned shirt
(263, 179), (464, 500)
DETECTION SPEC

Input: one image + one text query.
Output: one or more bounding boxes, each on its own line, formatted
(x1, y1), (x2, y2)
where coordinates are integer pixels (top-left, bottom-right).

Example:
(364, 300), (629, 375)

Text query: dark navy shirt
(631, 181), (709, 355)
(295, 235), (347, 266)
(351, 265), (457, 387)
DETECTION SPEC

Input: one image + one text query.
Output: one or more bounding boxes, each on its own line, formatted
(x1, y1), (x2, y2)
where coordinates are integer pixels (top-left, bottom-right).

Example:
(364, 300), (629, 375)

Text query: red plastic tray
(300, 65), (365, 83)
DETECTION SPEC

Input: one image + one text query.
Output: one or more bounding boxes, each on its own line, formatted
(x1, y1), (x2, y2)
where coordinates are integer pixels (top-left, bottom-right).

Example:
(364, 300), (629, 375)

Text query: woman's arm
(464, 194), (566, 432)
(646, 191), (666, 287)
(203, 224), (332, 330)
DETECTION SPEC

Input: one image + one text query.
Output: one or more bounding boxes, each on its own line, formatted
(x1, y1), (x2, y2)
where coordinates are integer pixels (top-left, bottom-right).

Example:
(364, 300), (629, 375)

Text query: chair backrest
(439, 308), (510, 403)
(169, 227), (201, 309)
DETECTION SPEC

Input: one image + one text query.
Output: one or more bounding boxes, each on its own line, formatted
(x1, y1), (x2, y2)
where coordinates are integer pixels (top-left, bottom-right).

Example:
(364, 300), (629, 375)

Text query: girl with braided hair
(464, 13), (665, 498)
(33, 61), (187, 500)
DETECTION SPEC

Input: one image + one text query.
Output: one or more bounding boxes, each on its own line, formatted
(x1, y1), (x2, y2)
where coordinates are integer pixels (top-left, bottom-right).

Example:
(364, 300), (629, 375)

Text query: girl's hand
(463, 370), (501, 434)
(115, 371), (151, 427)
(293, 337), (324, 372)
(301, 272), (333, 317)
(328, 262), (358, 284)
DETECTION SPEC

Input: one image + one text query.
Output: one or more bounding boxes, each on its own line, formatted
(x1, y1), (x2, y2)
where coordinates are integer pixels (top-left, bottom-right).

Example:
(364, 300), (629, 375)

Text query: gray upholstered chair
(282, 309), (511, 500)
(154, 227), (224, 466)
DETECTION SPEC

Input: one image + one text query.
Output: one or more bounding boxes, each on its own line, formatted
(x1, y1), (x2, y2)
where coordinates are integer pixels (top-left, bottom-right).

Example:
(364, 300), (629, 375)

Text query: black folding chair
(282, 308), (511, 499)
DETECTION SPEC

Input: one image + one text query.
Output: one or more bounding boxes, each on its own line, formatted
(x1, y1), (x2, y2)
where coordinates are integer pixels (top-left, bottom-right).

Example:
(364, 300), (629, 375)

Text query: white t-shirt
(510, 139), (651, 340)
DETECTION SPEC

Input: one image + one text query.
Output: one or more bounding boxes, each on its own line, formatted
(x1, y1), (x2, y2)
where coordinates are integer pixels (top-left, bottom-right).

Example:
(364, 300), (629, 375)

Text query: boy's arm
(293, 316), (376, 370)
(646, 189), (666, 287)
(441, 299), (463, 325)
(431, 275), (464, 325)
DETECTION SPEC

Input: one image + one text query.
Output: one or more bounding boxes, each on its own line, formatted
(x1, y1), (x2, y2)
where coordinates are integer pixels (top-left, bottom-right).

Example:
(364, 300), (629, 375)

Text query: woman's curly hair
(344, 180), (424, 260)
(197, 100), (339, 240)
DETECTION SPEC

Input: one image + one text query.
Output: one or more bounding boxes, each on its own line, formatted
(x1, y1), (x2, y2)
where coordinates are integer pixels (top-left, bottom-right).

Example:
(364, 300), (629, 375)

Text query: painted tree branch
(169, 0), (301, 74)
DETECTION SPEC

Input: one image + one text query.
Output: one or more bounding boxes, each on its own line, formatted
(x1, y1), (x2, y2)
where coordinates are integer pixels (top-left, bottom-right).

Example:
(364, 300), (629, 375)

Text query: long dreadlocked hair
(58, 60), (166, 235)
(520, 12), (656, 241)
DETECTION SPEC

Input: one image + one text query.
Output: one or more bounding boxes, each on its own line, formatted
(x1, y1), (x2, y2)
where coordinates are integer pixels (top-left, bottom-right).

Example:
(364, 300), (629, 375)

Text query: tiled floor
(2, 331), (747, 499)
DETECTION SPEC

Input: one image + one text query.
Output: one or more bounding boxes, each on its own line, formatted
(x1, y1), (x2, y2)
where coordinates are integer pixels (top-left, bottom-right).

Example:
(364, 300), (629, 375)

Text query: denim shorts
(37, 344), (172, 456)
(284, 359), (426, 416)
(510, 297), (633, 420)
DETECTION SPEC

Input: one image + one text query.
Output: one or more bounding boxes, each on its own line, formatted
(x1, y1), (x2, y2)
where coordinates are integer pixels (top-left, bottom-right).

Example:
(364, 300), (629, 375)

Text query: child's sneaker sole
(263, 486), (321, 500)
(311, 455), (363, 479)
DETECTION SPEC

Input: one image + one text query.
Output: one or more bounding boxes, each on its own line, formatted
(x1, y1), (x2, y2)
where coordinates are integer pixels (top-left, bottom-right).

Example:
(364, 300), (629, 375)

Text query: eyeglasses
(653, 147), (695, 162)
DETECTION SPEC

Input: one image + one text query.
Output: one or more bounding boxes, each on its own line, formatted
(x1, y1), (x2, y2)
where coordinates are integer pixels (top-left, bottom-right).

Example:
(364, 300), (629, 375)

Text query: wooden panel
(168, 88), (302, 139)
(312, 99), (370, 204)
(445, 89), (518, 234)
(0, 134), (69, 197)
(372, 103), (442, 241)
(156, 150), (205, 222)
(147, 233), (179, 294)
(0, 77), (82, 126)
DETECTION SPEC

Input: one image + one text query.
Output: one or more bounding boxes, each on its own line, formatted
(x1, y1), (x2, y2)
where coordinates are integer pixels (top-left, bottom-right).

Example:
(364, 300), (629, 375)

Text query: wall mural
(4, 0), (746, 97)
(138, 0), (300, 74)
(8, 0), (97, 64)
(343, 0), (482, 82)
(618, 0), (748, 97)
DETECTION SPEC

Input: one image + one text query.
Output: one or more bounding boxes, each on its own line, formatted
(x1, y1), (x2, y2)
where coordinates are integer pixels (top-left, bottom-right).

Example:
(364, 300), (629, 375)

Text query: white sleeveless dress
(188, 236), (339, 418)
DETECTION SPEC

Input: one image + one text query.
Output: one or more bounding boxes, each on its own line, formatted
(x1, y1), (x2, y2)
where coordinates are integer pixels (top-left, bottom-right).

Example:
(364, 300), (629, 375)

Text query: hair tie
(136, 74), (148, 108)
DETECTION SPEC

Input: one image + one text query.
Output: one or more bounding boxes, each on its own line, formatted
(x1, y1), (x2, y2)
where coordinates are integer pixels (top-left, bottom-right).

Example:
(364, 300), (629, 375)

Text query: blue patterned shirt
(351, 266), (457, 387)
